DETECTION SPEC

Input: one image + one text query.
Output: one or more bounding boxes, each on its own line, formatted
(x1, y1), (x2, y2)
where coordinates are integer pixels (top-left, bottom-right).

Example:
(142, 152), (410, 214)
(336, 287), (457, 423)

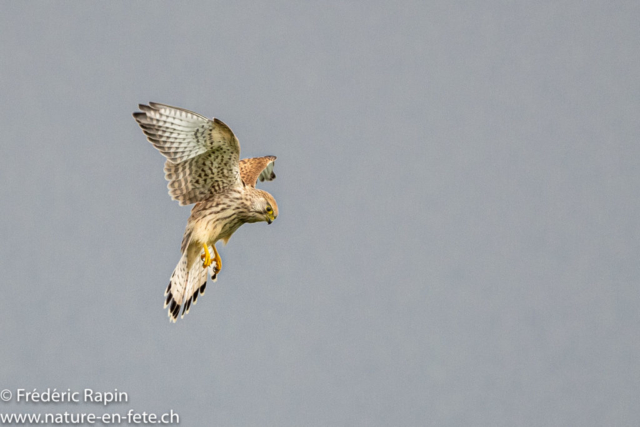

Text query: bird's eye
(266, 206), (273, 213)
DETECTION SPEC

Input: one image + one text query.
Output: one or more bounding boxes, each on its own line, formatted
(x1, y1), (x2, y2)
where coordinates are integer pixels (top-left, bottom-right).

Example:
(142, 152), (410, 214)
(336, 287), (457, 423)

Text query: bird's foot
(211, 245), (222, 278)
(201, 243), (213, 268)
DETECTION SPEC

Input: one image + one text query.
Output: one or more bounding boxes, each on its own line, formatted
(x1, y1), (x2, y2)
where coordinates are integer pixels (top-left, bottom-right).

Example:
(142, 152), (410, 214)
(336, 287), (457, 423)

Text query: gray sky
(1, 1), (639, 426)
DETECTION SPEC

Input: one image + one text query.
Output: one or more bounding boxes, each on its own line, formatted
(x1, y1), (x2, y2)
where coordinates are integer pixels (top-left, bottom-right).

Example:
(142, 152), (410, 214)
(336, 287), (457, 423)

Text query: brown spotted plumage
(133, 103), (279, 322)
(240, 156), (276, 187)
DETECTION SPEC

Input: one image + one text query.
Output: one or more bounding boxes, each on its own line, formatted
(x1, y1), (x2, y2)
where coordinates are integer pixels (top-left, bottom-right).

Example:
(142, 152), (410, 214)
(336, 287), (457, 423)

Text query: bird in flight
(133, 103), (278, 322)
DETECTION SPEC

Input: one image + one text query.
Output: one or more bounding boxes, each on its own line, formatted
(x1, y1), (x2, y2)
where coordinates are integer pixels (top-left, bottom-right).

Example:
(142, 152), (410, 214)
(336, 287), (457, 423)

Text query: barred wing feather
(133, 103), (241, 205)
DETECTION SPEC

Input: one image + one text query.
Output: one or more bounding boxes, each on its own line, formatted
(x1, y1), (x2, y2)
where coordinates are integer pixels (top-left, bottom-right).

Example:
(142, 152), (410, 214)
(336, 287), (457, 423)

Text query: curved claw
(211, 245), (222, 277)
(201, 244), (212, 268)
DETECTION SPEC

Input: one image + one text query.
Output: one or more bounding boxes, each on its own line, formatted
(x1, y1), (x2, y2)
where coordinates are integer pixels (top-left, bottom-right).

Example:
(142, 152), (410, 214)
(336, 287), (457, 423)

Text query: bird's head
(251, 189), (278, 224)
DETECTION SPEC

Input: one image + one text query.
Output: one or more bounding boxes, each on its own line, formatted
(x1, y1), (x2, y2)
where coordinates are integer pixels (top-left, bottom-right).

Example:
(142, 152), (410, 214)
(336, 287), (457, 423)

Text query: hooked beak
(265, 211), (275, 224)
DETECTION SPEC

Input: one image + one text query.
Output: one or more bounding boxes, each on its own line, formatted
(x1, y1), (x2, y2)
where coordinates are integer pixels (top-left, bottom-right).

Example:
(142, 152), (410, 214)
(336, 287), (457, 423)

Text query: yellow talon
(201, 243), (212, 268)
(211, 244), (222, 275)
(201, 244), (222, 275)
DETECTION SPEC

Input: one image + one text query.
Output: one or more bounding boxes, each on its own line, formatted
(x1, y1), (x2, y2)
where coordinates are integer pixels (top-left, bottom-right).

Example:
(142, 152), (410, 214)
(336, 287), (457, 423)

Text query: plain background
(1, 1), (639, 426)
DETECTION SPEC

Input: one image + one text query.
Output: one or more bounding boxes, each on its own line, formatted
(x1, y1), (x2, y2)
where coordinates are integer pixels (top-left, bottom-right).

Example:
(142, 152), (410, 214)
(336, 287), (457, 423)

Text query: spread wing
(239, 156), (277, 187)
(133, 102), (242, 205)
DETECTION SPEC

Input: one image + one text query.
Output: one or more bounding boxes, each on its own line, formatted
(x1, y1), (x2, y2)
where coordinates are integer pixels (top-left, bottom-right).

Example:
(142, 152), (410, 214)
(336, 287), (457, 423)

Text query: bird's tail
(164, 246), (216, 322)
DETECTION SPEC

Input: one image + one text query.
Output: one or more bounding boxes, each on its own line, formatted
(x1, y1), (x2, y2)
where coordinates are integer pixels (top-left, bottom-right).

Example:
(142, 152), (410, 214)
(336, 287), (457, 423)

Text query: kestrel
(133, 102), (278, 322)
